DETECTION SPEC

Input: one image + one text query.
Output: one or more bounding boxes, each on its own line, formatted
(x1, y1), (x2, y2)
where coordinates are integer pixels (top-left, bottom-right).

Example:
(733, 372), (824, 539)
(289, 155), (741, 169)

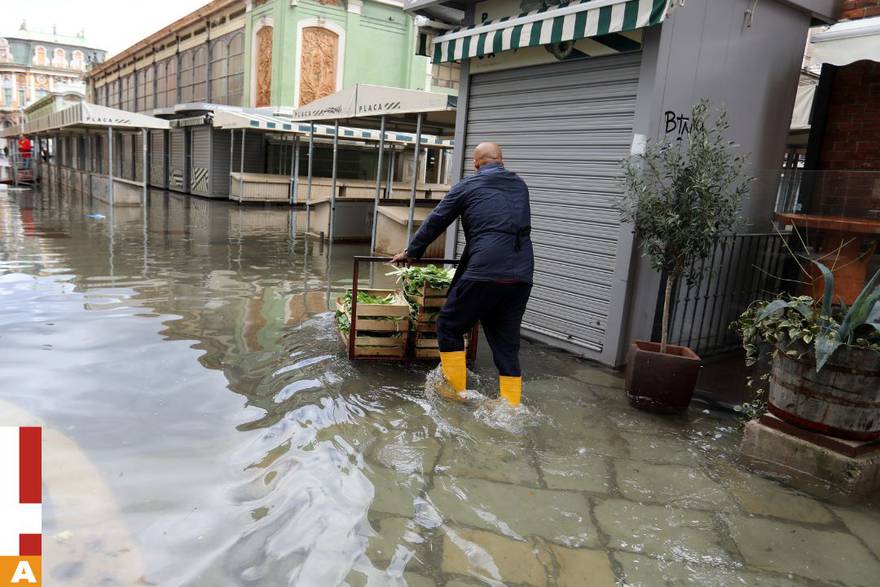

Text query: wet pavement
(1, 184), (879, 587)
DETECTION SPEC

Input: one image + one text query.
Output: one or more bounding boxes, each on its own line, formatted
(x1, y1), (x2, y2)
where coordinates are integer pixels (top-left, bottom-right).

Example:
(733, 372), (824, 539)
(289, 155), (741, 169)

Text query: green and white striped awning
(431, 0), (670, 63)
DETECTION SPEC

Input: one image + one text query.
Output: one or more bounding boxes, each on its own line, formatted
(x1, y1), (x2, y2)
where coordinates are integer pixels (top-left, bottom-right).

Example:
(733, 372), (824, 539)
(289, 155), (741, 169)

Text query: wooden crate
(412, 332), (470, 359)
(336, 288), (410, 358)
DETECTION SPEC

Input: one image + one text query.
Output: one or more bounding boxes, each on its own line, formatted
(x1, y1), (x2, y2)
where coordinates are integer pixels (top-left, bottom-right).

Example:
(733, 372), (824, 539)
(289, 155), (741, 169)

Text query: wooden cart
(346, 256), (478, 362)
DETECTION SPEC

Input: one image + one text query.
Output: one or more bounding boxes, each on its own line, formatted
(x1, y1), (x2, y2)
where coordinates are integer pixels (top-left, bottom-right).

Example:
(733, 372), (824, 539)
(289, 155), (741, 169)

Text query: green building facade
(243, 0), (431, 109)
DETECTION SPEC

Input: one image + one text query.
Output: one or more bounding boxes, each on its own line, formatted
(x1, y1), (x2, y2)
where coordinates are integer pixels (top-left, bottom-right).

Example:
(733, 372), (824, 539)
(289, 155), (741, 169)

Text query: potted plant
(618, 101), (751, 413)
(734, 262), (880, 439)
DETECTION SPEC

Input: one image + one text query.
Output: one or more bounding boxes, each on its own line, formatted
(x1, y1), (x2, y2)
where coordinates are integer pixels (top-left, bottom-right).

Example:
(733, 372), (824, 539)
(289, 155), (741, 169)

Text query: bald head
(473, 142), (503, 171)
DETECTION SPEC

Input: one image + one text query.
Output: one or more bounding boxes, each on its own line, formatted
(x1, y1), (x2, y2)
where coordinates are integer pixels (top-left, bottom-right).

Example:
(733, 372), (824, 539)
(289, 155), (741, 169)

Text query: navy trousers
(436, 279), (532, 376)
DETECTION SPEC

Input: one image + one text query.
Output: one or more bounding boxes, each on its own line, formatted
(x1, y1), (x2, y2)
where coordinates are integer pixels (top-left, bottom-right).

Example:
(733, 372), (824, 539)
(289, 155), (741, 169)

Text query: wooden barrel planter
(768, 343), (880, 441)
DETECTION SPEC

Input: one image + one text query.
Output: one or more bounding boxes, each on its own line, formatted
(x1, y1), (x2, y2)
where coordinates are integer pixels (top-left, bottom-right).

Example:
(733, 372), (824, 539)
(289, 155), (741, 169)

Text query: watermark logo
(0, 427), (41, 586)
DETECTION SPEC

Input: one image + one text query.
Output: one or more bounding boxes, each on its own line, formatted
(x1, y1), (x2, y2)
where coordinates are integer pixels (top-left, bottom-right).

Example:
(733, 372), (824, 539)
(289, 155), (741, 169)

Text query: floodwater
(1, 185), (879, 587)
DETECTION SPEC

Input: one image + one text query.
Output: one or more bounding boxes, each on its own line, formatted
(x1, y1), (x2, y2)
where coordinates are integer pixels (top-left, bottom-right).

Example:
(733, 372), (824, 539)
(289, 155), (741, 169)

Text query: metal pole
(406, 113), (423, 242)
(328, 119), (339, 243)
(306, 121), (314, 235)
(290, 135), (300, 235)
(239, 128), (245, 203)
(228, 129), (234, 195)
(370, 115), (386, 254)
(386, 147), (395, 198)
(108, 126), (114, 206)
(142, 128), (148, 205)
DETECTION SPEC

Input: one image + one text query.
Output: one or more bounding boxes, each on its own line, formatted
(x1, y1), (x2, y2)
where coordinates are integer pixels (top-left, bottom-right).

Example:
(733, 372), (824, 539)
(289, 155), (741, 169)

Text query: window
(227, 33), (244, 106)
(136, 67), (154, 111)
(109, 79), (119, 108)
(178, 50), (193, 102)
(144, 66), (154, 111)
(163, 57), (177, 106)
(17, 88), (25, 107)
(431, 62), (460, 90)
(0, 39), (10, 63)
(52, 48), (67, 68)
(33, 46), (48, 66)
(71, 50), (85, 70)
(209, 40), (227, 104)
(192, 47), (207, 102)
(155, 62), (167, 108)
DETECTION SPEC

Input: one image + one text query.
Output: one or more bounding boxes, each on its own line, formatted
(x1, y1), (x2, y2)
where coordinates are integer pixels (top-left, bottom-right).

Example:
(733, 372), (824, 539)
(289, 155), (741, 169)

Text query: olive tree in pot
(734, 263), (880, 439)
(618, 100), (751, 413)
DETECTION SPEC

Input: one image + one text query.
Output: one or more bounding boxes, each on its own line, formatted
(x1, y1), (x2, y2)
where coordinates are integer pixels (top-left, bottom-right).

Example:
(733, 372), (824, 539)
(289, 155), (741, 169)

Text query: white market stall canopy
(20, 102), (170, 135)
(810, 15), (880, 67)
(430, 0), (669, 63)
(286, 84), (456, 122)
(212, 108), (453, 148)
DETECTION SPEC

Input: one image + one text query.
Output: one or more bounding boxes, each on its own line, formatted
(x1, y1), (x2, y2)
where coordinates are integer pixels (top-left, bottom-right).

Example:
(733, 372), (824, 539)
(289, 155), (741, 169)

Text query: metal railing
(657, 232), (792, 357)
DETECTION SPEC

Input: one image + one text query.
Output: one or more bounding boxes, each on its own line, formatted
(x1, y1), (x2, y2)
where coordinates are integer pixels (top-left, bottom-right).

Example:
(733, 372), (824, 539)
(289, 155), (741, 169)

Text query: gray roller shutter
(134, 132), (144, 182)
(150, 130), (166, 188)
(190, 126), (211, 196)
(169, 128), (187, 192)
(461, 52), (641, 354)
(211, 128), (232, 197)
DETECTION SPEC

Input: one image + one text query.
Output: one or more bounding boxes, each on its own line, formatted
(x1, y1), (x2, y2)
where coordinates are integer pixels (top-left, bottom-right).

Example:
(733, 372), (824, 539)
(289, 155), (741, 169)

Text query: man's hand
(390, 250), (410, 265)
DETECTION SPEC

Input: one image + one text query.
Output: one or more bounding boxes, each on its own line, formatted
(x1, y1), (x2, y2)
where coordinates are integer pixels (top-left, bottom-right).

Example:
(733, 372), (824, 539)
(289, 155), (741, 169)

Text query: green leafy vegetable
(386, 265), (455, 298)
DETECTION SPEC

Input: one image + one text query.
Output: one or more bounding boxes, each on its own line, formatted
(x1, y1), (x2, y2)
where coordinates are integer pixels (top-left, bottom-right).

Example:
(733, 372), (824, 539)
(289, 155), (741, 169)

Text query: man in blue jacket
(392, 143), (533, 406)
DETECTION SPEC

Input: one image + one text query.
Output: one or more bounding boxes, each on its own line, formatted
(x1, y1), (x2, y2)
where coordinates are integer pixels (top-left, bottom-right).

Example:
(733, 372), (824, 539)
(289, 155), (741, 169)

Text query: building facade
(0, 23), (105, 132)
(87, 0), (437, 113)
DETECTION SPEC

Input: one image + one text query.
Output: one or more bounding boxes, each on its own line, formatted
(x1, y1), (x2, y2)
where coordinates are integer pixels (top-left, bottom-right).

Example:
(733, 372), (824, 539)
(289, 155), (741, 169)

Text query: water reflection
(1, 184), (878, 587)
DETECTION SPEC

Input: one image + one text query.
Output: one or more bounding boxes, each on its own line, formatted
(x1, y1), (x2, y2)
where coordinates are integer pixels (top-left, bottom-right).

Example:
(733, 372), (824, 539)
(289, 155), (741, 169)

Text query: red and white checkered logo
(0, 427), (41, 585)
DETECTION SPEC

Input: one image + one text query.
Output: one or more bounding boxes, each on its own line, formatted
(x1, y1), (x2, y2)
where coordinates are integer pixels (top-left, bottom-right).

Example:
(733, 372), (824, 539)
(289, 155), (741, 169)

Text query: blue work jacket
(407, 162), (534, 284)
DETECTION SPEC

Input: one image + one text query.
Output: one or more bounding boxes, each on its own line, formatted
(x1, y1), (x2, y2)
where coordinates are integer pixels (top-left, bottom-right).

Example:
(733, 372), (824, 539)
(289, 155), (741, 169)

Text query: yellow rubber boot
(439, 351), (467, 400)
(499, 376), (522, 406)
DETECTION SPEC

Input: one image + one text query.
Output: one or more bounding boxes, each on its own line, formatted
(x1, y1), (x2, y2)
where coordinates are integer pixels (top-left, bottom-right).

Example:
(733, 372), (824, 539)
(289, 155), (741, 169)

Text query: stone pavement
(346, 358), (880, 587)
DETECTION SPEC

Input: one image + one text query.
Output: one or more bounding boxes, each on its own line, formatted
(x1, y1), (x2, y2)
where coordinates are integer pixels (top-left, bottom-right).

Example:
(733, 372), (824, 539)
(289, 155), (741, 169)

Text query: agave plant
(809, 261), (880, 370)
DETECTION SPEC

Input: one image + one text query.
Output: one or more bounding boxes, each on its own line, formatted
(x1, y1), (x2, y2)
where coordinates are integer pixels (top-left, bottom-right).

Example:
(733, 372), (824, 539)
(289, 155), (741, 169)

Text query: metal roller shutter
(150, 130), (166, 188)
(169, 129), (187, 192)
(190, 126), (211, 196)
(211, 128), (232, 197)
(461, 52), (641, 354)
(134, 132), (144, 182)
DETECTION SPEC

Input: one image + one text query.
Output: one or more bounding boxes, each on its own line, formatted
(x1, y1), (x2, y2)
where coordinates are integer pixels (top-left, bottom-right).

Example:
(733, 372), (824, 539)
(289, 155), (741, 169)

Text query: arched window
(136, 69), (147, 111)
(144, 65), (155, 111)
(164, 57), (177, 106)
(71, 50), (85, 70)
(209, 40), (227, 104)
(227, 33), (244, 106)
(178, 50), (194, 102)
(192, 47), (207, 102)
(155, 61), (167, 108)
(33, 46), (48, 66)
(52, 48), (67, 68)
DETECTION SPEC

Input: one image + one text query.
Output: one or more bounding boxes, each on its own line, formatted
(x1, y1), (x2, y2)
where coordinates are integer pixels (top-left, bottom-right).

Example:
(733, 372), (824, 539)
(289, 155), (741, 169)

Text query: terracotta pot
(768, 343), (880, 441)
(624, 340), (702, 414)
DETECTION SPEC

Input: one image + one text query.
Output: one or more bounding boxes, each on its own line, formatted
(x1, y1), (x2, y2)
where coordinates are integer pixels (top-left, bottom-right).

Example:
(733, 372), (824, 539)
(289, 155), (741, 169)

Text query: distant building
(0, 22), (106, 132)
(86, 0), (441, 113)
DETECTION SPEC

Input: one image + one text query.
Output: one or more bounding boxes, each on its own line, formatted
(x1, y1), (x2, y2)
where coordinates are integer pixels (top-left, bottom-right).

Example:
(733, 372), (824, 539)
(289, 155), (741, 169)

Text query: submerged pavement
(0, 185), (878, 586)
